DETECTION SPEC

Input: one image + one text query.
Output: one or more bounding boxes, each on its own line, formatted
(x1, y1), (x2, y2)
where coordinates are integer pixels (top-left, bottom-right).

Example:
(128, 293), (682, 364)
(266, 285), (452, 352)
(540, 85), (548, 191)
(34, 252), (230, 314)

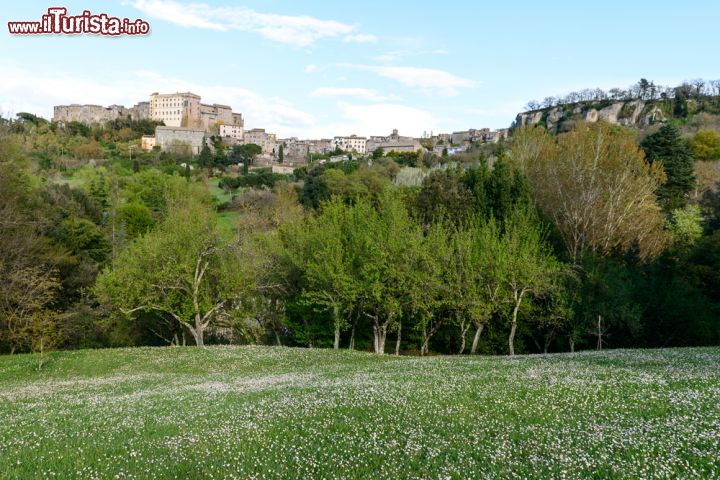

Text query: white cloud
(129, 0), (374, 47)
(304, 64), (318, 73)
(0, 64), (315, 134)
(309, 87), (397, 101)
(341, 64), (478, 96)
(343, 34), (378, 43)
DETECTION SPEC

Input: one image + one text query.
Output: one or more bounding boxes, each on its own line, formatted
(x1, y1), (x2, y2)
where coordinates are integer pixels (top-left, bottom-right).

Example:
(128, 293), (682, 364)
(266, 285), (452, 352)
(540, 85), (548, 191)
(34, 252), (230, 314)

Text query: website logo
(8, 7), (150, 36)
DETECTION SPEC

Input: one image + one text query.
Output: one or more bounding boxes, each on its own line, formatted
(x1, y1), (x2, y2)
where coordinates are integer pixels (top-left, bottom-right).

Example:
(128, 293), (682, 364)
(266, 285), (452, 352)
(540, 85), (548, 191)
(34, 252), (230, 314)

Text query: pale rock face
(584, 109), (599, 123)
(640, 107), (666, 126)
(546, 108), (564, 131)
(598, 103), (624, 124)
(514, 99), (668, 131)
(619, 100), (646, 126)
(516, 110), (545, 127)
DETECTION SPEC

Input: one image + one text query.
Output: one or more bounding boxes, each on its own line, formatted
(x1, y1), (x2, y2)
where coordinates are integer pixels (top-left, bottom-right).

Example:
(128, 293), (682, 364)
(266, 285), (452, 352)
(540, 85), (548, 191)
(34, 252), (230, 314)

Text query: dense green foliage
(0, 112), (719, 356)
(218, 169), (289, 191)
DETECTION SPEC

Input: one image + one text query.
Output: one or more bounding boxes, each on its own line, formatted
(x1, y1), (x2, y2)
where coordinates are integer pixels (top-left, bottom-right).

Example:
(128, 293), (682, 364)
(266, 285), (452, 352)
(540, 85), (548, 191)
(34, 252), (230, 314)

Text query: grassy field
(1, 347), (718, 479)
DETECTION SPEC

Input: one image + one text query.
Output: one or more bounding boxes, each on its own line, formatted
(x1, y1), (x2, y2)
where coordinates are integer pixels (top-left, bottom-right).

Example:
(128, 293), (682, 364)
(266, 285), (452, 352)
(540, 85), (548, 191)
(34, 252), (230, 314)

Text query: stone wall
(155, 126), (206, 155)
(53, 102), (149, 124)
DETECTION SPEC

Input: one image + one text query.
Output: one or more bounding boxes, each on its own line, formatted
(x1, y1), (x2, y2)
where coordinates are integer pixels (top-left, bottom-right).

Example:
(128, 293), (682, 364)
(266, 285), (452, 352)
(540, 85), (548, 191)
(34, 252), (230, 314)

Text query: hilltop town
(53, 92), (509, 173)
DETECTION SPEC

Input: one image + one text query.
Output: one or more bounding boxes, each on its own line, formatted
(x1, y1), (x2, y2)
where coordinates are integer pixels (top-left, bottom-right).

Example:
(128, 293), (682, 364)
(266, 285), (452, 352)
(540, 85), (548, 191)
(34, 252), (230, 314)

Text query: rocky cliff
(514, 100), (668, 133)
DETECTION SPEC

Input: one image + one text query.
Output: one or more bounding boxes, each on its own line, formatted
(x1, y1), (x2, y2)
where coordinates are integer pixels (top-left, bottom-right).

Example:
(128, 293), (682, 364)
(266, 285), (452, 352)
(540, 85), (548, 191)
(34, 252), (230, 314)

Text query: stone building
(332, 135), (367, 154)
(366, 129), (422, 154)
(308, 139), (334, 155)
(53, 101), (149, 124)
(244, 128), (277, 155)
(455, 128), (508, 145)
(149, 92), (244, 132)
(149, 92), (201, 128)
(200, 103), (243, 132)
(155, 126), (206, 155)
(130, 102), (150, 120)
(140, 135), (156, 150)
(219, 124), (244, 140)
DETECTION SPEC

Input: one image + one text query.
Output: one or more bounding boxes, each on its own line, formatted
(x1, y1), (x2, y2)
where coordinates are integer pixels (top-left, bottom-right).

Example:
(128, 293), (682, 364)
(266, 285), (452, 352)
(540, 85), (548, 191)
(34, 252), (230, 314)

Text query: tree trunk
(348, 317), (356, 350)
(596, 315), (603, 351)
(569, 336), (575, 353)
(458, 318), (471, 354)
(191, 312), (205, 347)
(373, 324), (378, 353)
(508, 321), (517, 356)
(372, 316), (386, 355)
(421, 319), (442, 356)
(189, 328), (204, 347)
(377, 327), (386, 355)
(470, 323), (484, 355)
(395, 322), (401, 356)
(333, 304), (340, 350)
(508, 290), (524, 356)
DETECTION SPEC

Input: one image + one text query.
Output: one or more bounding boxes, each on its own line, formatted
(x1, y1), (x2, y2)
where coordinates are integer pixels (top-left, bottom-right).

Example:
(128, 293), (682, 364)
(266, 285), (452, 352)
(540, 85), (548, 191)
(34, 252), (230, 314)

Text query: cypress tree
(641, 124), (695, 211)
(197, 140), (213, 169)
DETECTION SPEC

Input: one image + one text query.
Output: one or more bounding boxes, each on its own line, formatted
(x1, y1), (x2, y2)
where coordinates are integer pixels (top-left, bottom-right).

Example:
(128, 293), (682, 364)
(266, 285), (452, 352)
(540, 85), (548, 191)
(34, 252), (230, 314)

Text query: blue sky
(2, 0), (719, 138)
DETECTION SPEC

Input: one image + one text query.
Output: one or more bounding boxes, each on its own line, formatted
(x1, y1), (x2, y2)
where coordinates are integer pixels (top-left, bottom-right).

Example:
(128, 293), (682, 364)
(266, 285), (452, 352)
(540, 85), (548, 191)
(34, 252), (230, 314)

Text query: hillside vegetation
(2, 109), (720, 357)
(1, 346), (719, 478)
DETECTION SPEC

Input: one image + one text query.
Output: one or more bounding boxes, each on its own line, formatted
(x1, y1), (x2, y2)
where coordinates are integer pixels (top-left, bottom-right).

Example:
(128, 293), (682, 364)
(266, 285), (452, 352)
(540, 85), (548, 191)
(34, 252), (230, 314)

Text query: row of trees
(525, 78), (720, 111)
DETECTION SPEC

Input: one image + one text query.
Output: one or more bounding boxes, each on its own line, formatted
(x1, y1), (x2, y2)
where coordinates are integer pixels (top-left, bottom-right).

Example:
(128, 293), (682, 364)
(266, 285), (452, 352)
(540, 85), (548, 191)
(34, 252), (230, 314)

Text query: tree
(372, 147), (384, 160)
(444, 222), (496, 354)
(410, 221), (448, 356)
(278, 144), (284, 163)
(116, 202), (154, 239)
(512, 123), (666, 262)
(575, 253), (640, 351)
(197, 140), (213, 169)
(415, 167), (473, 227)
(213, 137), (226, 166)
(230, 144), (262, 173)
(351, 192), (419, 354)
(0, 147), (61, 354)
(301, 198), (358, 349)
(499, 208), (565, 356)
(691, 130), (720, 161)
(485, 157), (532, 222)
(468, 218), (508, 354)
(641, 124), (696, 211)
(665, 204), (703, 250)
(95, 195), (251, 346)
(17, 311), (65, 370)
